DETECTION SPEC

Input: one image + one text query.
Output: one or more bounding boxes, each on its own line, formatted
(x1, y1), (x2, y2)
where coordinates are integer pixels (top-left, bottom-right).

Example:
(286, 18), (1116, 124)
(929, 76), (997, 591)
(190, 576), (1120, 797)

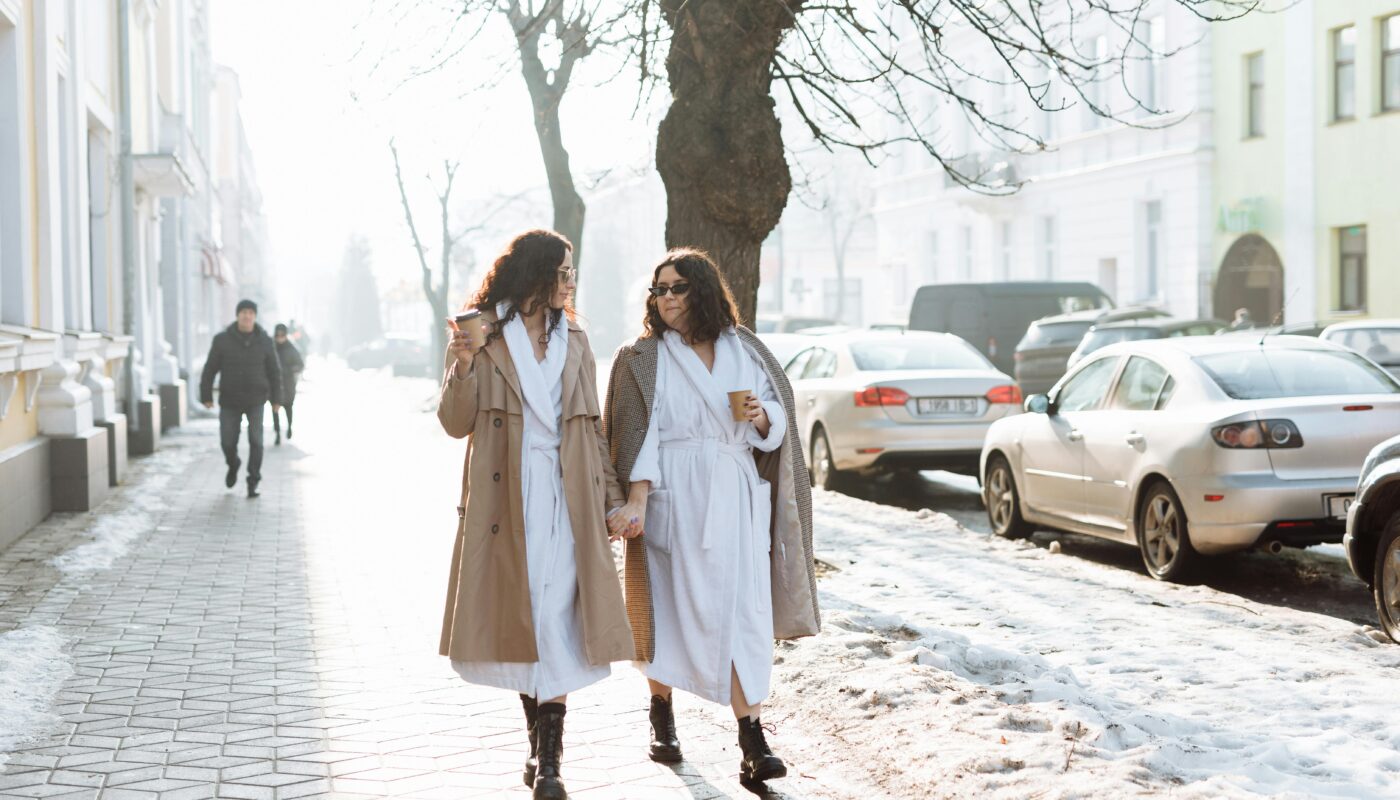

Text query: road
(825, 468), (1380, 629)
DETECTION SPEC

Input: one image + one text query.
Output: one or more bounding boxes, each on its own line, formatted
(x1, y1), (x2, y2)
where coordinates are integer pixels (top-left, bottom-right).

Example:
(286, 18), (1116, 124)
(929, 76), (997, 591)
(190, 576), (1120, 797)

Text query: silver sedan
(979, 336), (1400, 581)
(783, 330), (1022, 488)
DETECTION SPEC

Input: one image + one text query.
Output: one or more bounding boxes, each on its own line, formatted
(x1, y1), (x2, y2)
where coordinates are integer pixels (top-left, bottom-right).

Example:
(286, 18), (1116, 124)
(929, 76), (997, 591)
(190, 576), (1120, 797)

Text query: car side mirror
(1025, 394), (1051, 415)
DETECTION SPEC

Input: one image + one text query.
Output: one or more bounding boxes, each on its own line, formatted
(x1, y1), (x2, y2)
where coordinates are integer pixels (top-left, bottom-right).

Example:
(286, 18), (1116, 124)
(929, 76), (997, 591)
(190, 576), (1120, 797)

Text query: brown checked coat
(604, 327), (821, 662)
(438, 310), (634, 665)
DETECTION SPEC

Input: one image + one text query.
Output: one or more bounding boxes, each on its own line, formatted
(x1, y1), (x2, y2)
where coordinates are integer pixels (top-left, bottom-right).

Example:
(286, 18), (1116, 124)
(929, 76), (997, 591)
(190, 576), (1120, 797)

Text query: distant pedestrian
(1228, 307), (1255, 331)
(272, 323), (304, 445)
(437, 230), (632, 800)
(604, 248), (819, 786)
(199, 299), (282, 498)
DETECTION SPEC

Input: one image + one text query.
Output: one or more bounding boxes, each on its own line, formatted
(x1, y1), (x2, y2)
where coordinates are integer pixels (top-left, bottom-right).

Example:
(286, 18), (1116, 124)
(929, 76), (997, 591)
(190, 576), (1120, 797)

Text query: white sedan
(1321, 319), (1400, 379)
(784, 330), (1022, 487)
(979, 336), (1400, 581)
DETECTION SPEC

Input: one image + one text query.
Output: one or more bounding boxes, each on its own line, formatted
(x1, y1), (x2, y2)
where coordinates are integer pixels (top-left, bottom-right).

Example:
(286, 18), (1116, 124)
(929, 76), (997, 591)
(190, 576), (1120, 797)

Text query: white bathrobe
(631, 328), (788, 706)
(452, 305), (610, 699)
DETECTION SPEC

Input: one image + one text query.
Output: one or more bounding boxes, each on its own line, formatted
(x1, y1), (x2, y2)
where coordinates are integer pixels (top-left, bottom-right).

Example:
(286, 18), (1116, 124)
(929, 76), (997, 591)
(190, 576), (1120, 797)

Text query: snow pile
(47, 442), (196, 578)
(768, 491), (1400, 799)
(0, 627), (73, 773)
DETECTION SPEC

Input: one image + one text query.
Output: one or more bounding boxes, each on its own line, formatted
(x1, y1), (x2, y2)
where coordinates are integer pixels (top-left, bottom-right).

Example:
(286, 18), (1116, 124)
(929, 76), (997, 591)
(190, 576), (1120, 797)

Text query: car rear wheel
(1137, 482), (1197, 582)
(810, 427), (843, 491)
(1373, 511), (1400, 644)
(984, 456), (1032, 539)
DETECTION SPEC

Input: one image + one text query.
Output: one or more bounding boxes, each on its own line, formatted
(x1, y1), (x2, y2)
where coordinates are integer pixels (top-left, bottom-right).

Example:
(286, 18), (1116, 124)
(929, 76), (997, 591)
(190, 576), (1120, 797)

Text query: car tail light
(1210, 419), (1304, 449)
(854, 386), (911, 407)
(985, 385), (1023, 405)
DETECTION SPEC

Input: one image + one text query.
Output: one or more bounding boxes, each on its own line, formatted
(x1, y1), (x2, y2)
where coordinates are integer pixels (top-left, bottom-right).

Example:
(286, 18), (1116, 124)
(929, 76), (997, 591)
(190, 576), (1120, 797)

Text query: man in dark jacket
(200, 299), (282, 497)
(272, 323), (304, 445)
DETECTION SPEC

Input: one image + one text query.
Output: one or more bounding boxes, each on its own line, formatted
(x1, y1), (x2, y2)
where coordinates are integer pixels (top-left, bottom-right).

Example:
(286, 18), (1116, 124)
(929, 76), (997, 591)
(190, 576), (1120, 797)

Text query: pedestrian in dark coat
(272, 323), (304, 445)
(200, 299), (282, 497)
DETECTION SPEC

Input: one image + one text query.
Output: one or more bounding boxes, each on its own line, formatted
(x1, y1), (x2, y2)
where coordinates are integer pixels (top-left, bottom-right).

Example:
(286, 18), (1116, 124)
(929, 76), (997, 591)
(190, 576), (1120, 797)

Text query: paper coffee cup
(454, 310), (487, 349)
(728, 389), (752, 422)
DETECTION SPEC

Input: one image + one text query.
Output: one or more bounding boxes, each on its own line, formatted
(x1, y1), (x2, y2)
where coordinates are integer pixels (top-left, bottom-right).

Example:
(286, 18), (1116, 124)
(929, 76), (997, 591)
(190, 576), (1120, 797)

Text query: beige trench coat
(438, 311), (634, 665)
(604, 327), (821, 662)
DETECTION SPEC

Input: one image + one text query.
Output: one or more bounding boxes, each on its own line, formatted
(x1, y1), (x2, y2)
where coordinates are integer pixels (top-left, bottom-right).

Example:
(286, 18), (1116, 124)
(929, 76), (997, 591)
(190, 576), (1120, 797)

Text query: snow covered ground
(765, 490), (1400, 799)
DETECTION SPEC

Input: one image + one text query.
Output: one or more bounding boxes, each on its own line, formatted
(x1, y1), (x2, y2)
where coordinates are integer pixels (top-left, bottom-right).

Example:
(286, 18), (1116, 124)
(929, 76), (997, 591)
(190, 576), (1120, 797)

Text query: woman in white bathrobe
(442, 230), (631, 800)
(609, 248), (794, 784)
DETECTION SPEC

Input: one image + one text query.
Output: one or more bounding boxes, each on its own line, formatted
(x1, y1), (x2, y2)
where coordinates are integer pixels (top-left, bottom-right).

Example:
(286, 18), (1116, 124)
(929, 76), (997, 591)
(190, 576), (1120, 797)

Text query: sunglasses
(557, 267), (577, 283)
(648, 283), (691, 298)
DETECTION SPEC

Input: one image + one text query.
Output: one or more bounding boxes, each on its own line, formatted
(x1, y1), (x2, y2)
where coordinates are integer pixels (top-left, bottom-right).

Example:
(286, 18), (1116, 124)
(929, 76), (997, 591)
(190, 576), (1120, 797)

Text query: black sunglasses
(648, 283), (692, 298)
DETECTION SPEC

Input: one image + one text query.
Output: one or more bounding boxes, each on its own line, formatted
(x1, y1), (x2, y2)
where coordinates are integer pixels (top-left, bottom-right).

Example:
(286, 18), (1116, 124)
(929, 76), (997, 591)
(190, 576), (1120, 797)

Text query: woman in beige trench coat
(438, 230), (633, 800)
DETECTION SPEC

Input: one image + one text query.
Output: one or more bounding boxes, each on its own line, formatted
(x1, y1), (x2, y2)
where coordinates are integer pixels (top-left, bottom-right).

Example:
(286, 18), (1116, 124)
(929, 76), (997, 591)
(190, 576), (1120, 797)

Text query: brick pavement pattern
(0, 370), (832, 800)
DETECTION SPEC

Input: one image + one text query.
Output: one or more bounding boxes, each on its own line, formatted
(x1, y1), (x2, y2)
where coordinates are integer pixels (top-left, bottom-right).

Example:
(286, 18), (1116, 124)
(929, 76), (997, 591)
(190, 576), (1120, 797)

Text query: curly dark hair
(642, 248), (740, 344)
(468, 229), (574, 346)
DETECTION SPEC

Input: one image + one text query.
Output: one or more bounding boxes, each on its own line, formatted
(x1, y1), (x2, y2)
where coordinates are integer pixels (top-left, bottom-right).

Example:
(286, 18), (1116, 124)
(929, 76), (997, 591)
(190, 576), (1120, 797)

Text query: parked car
(1014, 307), (1169, 395)
(784, 330), (1022, 487)
(1218, 320), (1329, 338)
(981, 335), (1400, 582)
(758, 332), (822, 370)
(1066, 318), (1226, 371)
(755, 314), (839, 333)
(1344, 434), (1400, 643)
(908, 281), (1115, 375)
(1321, 320), (1400, 378)
(346, 334), (431, 377)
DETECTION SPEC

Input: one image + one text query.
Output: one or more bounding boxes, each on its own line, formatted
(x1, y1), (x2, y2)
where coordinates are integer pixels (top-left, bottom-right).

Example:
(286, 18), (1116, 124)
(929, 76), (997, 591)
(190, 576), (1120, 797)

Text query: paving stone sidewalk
(0, 370), (830, 800)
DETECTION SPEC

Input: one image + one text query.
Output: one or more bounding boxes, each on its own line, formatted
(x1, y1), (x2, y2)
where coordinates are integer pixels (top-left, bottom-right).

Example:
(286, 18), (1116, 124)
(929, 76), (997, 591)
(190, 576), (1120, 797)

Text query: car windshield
(1080, 327), (1160, 354)
(1020, 321), (1094, 349)
(850, 338), (991, 371)
(1194, 348), (1400, 399)
(1330, 327), (1400, 366)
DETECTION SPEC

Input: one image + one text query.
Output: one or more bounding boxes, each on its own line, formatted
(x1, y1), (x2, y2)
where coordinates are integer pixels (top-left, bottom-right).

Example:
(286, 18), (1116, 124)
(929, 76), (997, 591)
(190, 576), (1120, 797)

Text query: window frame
(1051, 355), (1121, 413)
(1109, 355), (1174, 411)
(784, 348), (815, 381)
(1337, 225), (1368, 313)
(1332, 25), (1356, 122)
(1383, 14), (1400, 112)
(1245, 52), (1265, 138)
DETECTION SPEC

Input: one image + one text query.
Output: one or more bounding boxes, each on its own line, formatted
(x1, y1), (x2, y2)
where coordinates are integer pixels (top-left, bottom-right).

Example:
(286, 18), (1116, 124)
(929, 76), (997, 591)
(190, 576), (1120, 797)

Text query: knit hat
(235, 299), (258, 315)
(274, 323), (288, 335)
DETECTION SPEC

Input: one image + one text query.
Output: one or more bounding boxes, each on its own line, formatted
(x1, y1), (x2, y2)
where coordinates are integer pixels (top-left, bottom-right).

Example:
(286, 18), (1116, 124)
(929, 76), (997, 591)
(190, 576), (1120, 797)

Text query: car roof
(1094, 333), (1348, 360)
(789, 329), (969, 346)
(1033, 305), (1166, 325)
(914, 281), (1109, 297)
(1322, 319), (1400, 333)
(1092, 317), (1223, 332)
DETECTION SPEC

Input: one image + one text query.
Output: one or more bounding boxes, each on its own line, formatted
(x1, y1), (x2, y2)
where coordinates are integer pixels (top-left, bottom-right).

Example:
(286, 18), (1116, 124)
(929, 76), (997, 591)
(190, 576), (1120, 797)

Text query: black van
(908, 282), (1114, 375)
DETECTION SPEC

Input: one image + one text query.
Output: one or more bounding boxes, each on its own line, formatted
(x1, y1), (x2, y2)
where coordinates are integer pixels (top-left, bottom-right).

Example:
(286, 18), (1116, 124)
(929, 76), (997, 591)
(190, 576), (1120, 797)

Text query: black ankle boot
(737, 716), (787, 784)
(520, 694), (539, 788)
(648, 694), (682, 763)
(532, 702), (567, 800)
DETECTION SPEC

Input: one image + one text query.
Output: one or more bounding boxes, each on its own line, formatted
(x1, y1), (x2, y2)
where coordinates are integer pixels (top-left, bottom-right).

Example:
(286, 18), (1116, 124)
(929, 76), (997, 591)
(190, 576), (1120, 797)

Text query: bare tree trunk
(508, 1), (589, 267)
(656, 0), (802, 326)
(391, 140), (456, 365)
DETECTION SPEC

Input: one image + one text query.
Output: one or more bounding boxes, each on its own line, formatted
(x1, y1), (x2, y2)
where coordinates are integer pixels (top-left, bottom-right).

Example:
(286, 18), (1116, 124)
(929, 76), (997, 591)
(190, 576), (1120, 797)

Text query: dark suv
(1013, 306), (1168, 395)
(1344, 433), (1400, 643)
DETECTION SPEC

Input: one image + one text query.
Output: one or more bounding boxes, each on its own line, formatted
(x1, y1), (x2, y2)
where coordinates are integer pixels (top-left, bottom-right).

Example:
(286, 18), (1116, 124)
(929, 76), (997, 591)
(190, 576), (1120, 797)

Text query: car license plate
(1324, 493), (1354, 520)
(916, 397), (979, 415)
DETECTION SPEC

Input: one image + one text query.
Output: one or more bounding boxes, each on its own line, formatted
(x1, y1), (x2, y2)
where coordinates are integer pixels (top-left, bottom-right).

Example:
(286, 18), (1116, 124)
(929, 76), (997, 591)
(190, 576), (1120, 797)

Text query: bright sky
(209, 0), (662, 321)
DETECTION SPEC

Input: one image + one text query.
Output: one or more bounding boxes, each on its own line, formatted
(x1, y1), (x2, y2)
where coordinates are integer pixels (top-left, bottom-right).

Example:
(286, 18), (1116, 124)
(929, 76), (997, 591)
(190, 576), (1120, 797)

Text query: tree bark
(508, 1), (588, 268)
(656, 0), (803, 326)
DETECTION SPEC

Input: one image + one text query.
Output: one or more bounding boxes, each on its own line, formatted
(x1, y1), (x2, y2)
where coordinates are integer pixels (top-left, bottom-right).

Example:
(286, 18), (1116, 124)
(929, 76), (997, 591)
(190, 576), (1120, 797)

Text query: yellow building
(1213, 0), (1400, 325)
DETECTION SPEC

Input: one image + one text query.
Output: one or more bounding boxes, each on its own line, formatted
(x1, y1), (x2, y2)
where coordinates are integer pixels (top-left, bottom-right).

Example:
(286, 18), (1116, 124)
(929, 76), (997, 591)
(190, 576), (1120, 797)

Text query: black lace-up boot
(737, 715), (788, 784)
(648, 694), (682, 763)
(532, 702), (568, 799)
(520, 694), (539, 787)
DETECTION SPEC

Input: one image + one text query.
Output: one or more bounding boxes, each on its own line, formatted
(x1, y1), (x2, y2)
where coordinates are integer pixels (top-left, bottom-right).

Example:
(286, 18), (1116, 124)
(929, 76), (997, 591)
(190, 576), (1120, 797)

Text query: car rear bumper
(831, 420), (995, 474)
(1178, 472), (1356, 554)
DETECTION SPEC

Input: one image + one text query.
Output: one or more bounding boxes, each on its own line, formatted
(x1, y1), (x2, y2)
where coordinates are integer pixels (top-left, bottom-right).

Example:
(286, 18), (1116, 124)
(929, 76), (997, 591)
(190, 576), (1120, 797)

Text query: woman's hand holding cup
(446, 323), (478, 372)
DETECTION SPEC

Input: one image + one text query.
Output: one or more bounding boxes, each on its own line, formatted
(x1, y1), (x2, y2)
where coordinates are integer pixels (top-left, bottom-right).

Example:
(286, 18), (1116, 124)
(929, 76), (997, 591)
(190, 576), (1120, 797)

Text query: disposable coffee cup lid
(454, 309), (482, 322)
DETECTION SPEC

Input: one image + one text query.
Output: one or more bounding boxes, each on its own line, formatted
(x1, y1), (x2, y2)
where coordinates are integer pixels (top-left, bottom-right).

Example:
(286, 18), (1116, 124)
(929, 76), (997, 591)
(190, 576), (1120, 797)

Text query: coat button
(493, 418), (502, 428)
(491, 524), (499, 534)
(493, 472), (501, 482)
(495, 367), (501, 376)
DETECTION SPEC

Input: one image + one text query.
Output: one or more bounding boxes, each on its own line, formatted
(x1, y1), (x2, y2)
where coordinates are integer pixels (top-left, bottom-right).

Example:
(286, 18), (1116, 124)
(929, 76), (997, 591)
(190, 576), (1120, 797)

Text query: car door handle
(1125, 433), (1145, 446)
(1067, 429), (1083, 442)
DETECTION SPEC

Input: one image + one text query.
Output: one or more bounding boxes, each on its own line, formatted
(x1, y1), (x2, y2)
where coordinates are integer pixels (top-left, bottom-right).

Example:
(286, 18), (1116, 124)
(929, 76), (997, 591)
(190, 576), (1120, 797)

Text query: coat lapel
(560, 320), (584, 419)
(627, 335), (659, 417)
(480, 311), (524, 404)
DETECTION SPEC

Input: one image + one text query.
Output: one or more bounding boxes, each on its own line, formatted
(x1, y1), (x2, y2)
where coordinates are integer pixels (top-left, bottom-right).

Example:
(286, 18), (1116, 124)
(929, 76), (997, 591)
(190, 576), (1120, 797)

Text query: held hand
(608, 500), (646, 541)
(743, 394), (770, 436)
(202, 401), (213, 410)
(272, 404), (281, 414)
(446, 325), (480, 372)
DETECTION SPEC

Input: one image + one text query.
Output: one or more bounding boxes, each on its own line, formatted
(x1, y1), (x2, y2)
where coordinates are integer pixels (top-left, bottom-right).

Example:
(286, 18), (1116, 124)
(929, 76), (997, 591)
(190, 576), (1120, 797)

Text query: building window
(1384, 15), (1400, 112)
(1041, 216), (1058, 279)
(999, 221), (1013, 279)
(1333, 26), (1356, 121)
(1142, 17), (1165, 110)
(1338, 226), (1367, 312)
(960, 225), (973, 279)
(927, 231), (940, 283)
(1, 20), (25, 326)
(1086, 35), (1108, 129)
(1039, 66), (1057, 142)
(1144, 201), (1162, 299)
(1246, 52), (1265, 137)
